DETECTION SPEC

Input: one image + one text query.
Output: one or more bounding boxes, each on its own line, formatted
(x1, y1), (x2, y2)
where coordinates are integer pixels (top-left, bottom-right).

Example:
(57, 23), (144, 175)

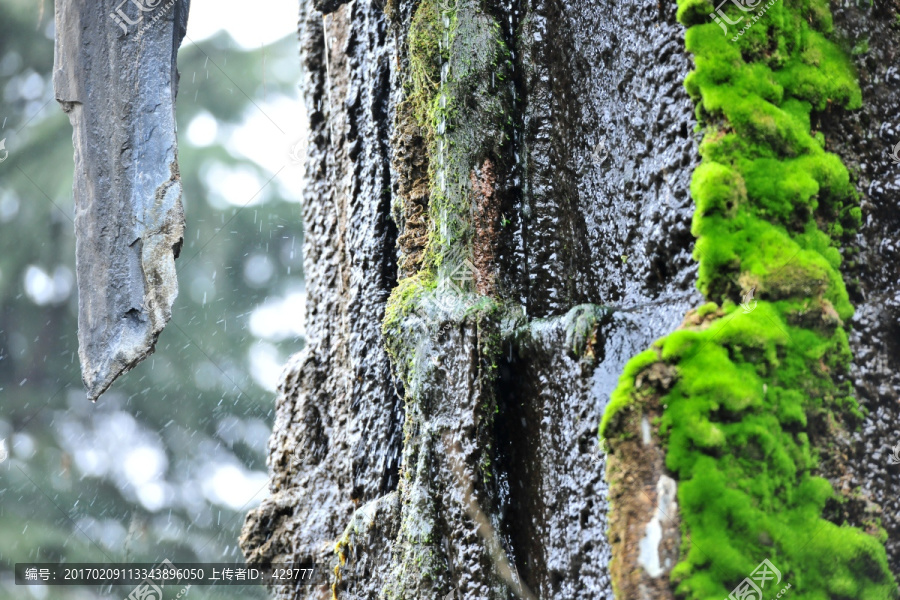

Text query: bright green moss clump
(602, 0), (898, 597)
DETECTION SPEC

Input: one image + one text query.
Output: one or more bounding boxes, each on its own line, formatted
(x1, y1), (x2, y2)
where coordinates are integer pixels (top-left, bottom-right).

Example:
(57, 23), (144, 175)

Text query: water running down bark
(241, 0), (900, 598)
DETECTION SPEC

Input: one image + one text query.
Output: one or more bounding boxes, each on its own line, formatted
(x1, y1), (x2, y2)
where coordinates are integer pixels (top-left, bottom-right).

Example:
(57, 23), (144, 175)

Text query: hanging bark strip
(54, 0), (190, 401)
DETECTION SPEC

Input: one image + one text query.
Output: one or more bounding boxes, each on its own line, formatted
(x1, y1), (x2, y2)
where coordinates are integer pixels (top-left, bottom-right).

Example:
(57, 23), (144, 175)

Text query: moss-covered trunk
(240, 0), (900, 598)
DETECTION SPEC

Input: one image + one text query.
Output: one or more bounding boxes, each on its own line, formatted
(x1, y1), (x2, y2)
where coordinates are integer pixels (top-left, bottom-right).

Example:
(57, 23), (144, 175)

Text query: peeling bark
(603, 354), (679, 600)
(54, 0), (189, 401)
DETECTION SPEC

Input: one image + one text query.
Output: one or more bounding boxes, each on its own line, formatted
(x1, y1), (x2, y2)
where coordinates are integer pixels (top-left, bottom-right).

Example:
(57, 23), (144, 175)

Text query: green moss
(599, 347), (661, 438)
(601, 0), (898, 596)
(696, 301), (719, 318)
(384, 275), (432, 336)
(407, 0), (452, 139)
(384, 0), (514, 354)
(390, 0), (513, 291)
(419, 0), (513, 278)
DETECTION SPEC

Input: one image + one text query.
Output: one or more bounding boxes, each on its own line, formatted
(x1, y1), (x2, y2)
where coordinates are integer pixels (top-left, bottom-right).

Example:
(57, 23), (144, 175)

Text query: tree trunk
(227, 0), (899, 598)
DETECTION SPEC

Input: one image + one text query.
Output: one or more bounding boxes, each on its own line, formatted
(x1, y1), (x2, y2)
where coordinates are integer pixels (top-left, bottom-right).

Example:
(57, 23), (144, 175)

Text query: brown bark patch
(678, 304), (726, 329)
(392, 102), (431, 278)
(471, 158), (499, 296)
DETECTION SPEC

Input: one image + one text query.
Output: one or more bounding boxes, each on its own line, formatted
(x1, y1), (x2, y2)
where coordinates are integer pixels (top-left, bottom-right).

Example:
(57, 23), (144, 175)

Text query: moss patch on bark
(383, 0), (514, 381)
(378, 1), (515, 597)
(601, 0), (898, 597)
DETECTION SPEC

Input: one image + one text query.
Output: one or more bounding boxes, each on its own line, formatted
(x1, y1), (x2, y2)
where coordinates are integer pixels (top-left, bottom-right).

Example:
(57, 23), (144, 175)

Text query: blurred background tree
(0, 1), (306, 597)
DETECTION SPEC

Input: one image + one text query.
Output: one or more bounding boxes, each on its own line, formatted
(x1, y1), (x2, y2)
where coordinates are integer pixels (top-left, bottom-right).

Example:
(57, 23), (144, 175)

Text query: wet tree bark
(49, 0), (899, 597)
(240, 1), (698, 598)
(234, 1), (900, 599)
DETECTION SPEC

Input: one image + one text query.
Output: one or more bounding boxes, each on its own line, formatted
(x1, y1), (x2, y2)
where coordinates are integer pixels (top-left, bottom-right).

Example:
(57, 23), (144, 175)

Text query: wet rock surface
(822, 0), (900, 570)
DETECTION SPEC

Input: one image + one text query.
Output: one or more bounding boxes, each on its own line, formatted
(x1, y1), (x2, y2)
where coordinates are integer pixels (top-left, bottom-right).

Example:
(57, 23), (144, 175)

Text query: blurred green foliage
(0, 1), (305, 598)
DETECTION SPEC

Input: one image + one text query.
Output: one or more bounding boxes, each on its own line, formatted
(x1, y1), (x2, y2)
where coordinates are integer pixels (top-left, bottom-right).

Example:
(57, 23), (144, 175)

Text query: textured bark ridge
(242, 0), (900, 599)
(54, 0), (189, 401)
(826, 0), (900, 568)
(240, 3), (401, 598)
